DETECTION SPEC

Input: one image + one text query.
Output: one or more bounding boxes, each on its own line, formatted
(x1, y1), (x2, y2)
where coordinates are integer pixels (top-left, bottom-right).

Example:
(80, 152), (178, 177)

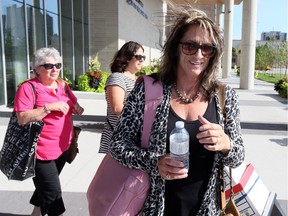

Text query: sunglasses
(134, 54), (146, 61)
(179, 42), (215, 56)
(39, 63), (62, 70)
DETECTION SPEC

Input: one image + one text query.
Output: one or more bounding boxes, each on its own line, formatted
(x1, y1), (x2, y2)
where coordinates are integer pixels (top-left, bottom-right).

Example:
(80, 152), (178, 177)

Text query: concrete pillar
(215, 3), (223, 27)
(240, 0), (258, 89)
(222, 0), (234, 78)
(215, 3), (223, 77)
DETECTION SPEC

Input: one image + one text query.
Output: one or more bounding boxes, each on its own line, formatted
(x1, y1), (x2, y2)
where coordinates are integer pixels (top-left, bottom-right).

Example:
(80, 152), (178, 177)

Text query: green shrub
(136, 65), (153, 76)
(76, 56), (109, 93)
(97, 71), (109, 92)
(136, 58), (160, 77)
(274, 78), (288, 98)
(63, 76), (73, 88)
(136, 65), (159, 77)
(77, 70), (109, 93)
(236, 68), (240, 76)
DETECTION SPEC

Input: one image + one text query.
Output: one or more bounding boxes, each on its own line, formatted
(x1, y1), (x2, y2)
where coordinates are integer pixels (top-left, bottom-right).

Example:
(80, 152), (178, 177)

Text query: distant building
(261, 31), (287, 41)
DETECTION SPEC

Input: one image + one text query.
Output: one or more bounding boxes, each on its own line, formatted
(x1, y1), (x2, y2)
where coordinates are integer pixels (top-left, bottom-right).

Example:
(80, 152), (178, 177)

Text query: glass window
(83, 0), (89, 73)
(73, 0), (84, 77)
(61, 0), (73, 84)
(0, 22), (4, 105)
(26, 0), (45, 72)
(0, 0), (89, 105)
(46, 0), (60, 50)
(2, 0), (28, 105)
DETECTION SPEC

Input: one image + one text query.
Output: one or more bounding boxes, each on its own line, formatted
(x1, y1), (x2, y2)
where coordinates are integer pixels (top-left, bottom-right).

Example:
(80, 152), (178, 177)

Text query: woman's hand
(158, 155), (188, 180)
(196, 115), (230, 154)
(46, 101), (70, 115)
(73, 102), (84, 115)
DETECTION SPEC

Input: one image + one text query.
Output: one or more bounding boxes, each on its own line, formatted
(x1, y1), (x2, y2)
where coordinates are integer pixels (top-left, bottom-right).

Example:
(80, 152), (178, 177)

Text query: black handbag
(58, 79), (82, 164)
(66, 126), (81, 164)
(0, 82), (44, 180)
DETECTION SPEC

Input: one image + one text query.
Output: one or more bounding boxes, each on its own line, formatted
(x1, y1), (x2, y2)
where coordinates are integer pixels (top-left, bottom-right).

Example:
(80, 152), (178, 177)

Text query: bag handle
(136, 75), (163, 148)
(27, 82), (37, 109)
(218, 83), (237, 210)
(218, 82), (229, 210)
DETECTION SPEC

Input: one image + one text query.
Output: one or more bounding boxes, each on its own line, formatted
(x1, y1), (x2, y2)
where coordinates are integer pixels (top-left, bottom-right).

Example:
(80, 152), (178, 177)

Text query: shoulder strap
(27, 82), (37, 109)
(58, 78), (71, 100)
(58, 78), (68, 92)
(136, 75), (163, 148)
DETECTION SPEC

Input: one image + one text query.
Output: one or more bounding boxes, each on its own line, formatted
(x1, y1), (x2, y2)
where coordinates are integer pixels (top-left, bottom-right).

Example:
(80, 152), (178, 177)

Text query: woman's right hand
(158, 155), (188, 180)
(46, 101), (70, 115)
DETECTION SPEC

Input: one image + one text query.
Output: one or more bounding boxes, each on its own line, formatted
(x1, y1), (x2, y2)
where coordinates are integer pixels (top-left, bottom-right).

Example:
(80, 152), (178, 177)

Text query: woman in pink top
(13, 47), (84, 216)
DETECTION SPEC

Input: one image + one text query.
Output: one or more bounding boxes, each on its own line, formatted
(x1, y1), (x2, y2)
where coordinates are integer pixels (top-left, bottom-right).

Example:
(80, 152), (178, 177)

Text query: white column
(222, 0), (234, 78)
(240, 0), (258, 89)
(215, 3), (223, 27)
(215, 3), (223, 77)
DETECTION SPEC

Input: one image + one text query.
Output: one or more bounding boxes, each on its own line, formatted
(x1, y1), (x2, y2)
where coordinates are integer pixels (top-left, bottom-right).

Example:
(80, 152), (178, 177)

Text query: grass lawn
(255, 71), (287, 84)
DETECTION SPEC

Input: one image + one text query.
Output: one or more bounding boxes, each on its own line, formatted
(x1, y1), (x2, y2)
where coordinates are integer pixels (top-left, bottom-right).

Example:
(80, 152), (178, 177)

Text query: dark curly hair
(110, 41), (144, 73)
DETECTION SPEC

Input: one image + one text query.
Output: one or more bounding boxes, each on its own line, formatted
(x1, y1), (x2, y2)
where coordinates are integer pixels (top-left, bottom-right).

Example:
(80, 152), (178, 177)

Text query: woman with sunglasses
(13, 47), (84, 216)
(98, 41), (145, 153)
(109, 3), (244, 216)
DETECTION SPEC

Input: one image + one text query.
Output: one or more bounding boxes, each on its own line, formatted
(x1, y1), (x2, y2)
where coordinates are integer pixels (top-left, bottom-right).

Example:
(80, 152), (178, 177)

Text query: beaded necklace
(173, 83), (200, 103)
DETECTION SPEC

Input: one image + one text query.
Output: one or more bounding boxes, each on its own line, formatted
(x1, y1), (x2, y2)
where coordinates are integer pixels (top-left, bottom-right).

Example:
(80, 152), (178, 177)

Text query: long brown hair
(156, 3), (224, 98)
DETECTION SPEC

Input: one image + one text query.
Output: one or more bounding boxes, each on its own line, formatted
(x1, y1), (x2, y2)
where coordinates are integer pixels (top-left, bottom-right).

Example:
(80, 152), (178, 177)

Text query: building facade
(1, 0), (89, 106)
(261, 31), (287, 42)
(0, 0), (166, 107)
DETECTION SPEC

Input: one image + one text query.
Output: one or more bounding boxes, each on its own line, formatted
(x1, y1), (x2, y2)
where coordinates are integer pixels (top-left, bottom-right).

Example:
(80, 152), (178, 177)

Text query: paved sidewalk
(0, 73), (287, 215)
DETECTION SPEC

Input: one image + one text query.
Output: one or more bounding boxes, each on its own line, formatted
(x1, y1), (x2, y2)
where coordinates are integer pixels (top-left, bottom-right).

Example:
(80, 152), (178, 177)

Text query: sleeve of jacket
(221, 85), (245, 167)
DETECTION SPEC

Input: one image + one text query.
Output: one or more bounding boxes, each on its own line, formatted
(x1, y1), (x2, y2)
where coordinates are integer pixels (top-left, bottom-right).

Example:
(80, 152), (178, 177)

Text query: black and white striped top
(98, 72), (136, 153)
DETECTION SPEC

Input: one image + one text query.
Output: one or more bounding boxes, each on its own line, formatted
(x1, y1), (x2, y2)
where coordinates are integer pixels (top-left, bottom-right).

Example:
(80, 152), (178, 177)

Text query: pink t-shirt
(14, 78), (77, 160)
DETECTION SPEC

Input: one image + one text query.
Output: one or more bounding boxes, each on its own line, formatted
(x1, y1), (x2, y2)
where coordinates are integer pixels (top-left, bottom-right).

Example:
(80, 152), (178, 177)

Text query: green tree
(255, 44), (273, 70)
(278, 41), (288, 75)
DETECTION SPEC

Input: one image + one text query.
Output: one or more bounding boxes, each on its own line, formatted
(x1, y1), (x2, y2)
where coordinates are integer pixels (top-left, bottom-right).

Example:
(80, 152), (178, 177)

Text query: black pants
(30, 150), (69, 216)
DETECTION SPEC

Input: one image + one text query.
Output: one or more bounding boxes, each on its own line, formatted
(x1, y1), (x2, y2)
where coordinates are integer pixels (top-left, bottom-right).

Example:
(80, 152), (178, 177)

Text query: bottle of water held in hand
(169, 121), (189, 169)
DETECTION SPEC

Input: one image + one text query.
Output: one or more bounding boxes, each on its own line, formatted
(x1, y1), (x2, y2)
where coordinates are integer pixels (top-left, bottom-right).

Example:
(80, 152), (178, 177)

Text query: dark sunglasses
(39, 63), (62, 69)
(134, 54), (146, 61)
(179, 42), (215, 56)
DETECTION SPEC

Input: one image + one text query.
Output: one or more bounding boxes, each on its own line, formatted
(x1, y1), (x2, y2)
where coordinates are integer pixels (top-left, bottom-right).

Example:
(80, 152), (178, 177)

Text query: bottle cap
(175, 121), (184, 128)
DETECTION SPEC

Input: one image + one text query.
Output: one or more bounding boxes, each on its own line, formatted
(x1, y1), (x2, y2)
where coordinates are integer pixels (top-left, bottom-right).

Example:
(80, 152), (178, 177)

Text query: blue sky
(233, 0), (288, 40)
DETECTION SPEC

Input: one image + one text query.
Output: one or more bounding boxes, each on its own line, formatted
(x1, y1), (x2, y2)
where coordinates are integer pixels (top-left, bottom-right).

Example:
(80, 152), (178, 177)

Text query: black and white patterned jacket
(110, 80), (245, 216)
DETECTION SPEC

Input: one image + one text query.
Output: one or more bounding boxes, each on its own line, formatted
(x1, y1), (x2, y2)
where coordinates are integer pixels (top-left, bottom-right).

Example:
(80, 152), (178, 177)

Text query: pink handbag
(87, 75), (163, 216)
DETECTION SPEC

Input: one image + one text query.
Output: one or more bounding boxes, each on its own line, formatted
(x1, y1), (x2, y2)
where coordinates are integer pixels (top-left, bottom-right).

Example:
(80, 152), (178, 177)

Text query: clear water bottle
(169, 121), (189, 170)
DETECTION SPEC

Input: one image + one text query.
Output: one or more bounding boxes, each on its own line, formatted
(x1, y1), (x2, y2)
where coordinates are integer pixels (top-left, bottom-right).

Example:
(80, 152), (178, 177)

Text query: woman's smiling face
(178, 25), (213, 78)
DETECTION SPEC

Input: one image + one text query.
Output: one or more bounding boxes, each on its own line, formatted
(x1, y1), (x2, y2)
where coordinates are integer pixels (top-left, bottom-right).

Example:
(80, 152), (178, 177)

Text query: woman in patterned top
(99, 41), (145, 153)
(109, 3), (245, 216)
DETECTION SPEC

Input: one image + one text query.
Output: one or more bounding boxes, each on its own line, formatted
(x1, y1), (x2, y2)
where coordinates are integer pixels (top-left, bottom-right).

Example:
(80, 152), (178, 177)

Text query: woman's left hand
(158, 155), (188, 180)
(73, 102), (84, 115)
(196, 115), (230, 154)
